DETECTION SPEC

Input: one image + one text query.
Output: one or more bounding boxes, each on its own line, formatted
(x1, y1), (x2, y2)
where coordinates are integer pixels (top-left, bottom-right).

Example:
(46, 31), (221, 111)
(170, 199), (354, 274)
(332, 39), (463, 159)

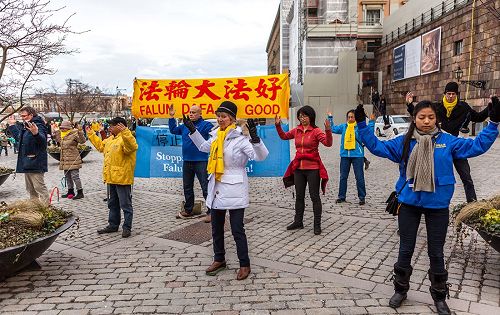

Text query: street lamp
(452, 66), (487, 90)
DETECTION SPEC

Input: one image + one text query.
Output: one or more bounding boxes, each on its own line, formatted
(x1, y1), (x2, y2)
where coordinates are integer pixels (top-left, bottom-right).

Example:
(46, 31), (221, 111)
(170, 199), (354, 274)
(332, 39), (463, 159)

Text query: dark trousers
(211, 208), (249, 267)
(294, 169), (322, 224)
(453, 158), (477, 202)
(339, 157), (366, 200)
(397, 203), (449, 273)
(182, 161), (209, 214)
(107, 184), (133, 231)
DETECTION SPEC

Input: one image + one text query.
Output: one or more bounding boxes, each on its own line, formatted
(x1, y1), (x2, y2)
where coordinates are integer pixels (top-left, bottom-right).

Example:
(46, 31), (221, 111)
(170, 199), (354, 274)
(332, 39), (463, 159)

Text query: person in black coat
(8, 106), (49, 203)
(405, 82), (489, 202)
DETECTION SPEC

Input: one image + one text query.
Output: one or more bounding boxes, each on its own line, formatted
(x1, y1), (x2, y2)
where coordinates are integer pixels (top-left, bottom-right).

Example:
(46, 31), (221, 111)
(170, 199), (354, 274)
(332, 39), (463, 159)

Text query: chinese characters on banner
(132, 74), (290, 118)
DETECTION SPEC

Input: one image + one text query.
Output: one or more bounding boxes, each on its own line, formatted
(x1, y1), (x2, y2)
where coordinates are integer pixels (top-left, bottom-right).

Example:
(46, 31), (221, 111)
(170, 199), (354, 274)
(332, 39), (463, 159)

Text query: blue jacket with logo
(329, 117), (374, 158)
(169, 118), (213, 161)
(357, 120), (499, 209)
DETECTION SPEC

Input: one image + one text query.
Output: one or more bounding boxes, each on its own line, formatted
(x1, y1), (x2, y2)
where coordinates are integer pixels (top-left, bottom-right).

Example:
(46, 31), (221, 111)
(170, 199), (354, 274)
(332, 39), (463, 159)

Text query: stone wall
(375, 0), (499, 114)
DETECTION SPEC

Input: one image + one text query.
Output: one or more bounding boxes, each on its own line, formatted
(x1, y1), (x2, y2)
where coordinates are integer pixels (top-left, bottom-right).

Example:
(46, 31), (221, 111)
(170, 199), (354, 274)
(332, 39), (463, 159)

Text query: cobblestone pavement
(0, 134), (499, 314)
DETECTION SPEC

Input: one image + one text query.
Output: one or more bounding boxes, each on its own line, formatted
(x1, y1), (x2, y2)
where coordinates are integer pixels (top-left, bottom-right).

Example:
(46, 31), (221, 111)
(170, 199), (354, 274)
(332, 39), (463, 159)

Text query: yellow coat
(88, 129), (138, 185)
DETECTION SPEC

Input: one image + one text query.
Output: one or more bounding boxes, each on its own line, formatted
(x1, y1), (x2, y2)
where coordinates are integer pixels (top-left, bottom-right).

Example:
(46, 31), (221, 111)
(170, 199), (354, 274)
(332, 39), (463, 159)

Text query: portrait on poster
(420, 27), (441, 75)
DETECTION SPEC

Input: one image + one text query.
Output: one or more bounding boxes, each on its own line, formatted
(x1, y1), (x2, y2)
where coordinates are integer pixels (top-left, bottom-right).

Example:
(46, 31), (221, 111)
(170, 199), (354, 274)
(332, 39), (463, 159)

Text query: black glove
(488, 96), (500, 123)
(182, 114), (196, 134)
(247, 118), (260, 143)
(354, 104), (367, 123)
(406, 102), (414, 116)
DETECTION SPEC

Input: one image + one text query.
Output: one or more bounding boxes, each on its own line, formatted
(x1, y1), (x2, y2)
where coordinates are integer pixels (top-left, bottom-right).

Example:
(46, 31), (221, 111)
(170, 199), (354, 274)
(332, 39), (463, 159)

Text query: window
(366, 9), (381, 25)
(454, 40), (463, 56)
(387, 64), (392, 75)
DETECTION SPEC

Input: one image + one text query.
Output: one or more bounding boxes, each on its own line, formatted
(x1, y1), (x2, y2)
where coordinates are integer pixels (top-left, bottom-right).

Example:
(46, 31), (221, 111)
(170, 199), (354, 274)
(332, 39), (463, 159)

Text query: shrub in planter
(453, 195), (500, 253)
(0, 200), (76, 280)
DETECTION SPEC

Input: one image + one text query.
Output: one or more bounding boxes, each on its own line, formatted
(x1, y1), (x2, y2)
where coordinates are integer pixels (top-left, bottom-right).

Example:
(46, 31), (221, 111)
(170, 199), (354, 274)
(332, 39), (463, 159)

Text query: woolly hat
(444, 81), (459, 94)
(215, 101), (238, 118)
(59, 121), (73, 130)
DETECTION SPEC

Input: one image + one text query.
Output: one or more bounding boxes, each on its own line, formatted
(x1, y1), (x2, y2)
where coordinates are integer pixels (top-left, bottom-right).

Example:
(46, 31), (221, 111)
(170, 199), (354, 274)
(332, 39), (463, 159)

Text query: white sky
(39, 0), (281, 95)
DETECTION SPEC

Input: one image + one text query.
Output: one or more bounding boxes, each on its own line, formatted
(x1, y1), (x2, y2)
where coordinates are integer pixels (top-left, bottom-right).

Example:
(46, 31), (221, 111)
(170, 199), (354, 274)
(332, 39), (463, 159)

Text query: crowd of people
(2, 81), (499, 315)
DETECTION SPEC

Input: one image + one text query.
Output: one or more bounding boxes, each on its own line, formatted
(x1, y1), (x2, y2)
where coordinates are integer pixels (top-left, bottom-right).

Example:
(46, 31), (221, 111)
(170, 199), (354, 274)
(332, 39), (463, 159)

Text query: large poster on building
(420, 27), (441, 75)
(392, 27), (441, 81)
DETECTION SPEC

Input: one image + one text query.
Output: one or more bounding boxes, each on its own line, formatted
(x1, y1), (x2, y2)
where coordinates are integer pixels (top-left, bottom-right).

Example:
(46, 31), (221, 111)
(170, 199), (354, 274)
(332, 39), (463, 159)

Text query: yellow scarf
(344, 122), (356, 150)
(443, 95), (457, 118)
(207, 124), (236, 181)
(60, 130), (70, 139)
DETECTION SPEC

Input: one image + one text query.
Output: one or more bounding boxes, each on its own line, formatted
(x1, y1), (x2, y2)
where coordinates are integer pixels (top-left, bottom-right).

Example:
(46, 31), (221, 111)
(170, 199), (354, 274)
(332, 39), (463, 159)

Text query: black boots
(287, 207), (304, 230)
(313, 206), (321, 235)
(72, 189), (84, 200)
(62, 189), (75, 199)
(429, 270), (451, 315)
(389, 264), (413, 308)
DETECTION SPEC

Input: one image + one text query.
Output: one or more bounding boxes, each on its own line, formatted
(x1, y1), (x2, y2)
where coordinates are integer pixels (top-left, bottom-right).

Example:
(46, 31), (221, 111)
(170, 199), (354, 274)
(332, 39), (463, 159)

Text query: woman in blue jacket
(355, 99), (499, 315)
(329, 110), (374, 205)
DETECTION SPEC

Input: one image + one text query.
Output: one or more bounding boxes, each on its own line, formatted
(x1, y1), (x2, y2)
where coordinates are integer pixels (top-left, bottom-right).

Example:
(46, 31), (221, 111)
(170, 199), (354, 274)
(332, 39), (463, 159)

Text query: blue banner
(134, 124), (290, 178)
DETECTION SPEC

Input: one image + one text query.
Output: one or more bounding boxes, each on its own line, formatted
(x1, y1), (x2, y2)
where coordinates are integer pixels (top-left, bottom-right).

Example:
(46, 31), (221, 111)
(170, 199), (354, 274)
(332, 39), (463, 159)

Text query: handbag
(385, 180), (408, 216)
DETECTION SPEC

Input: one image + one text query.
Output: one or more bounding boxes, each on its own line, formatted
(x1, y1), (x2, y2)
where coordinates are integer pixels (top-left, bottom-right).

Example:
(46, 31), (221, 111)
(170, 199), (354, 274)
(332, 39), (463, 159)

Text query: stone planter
(48, 149), (91, 161)
(476, 229), (500, 253)
(0, 171), (13, 187)
(0, 216), (76, 281)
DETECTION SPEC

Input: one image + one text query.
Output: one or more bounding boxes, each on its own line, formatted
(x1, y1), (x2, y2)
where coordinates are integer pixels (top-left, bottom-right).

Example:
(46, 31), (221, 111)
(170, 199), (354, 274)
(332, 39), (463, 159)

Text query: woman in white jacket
(187, 101), (269, 280)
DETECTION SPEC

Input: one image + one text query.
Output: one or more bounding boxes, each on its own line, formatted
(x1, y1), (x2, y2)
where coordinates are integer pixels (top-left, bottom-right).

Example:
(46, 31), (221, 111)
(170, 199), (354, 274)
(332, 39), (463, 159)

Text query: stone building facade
(375, 0), (499, 114)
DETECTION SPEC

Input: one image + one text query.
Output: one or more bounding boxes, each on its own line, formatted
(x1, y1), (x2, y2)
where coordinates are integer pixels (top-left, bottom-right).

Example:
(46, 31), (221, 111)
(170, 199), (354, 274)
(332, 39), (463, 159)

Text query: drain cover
(162, 218), (252, 245)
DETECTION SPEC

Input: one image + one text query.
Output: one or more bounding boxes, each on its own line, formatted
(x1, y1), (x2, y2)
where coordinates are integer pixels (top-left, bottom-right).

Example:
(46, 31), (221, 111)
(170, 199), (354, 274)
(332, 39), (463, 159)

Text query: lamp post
(453, 66), (487, 90)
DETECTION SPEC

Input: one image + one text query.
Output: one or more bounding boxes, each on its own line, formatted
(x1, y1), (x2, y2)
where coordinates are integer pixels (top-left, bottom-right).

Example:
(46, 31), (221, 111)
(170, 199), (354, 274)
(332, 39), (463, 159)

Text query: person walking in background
(54, 121), (87, 200)
(169, 104), (214, 222)
(86, 117), (138, 238)
(406, 82), (489, 203)
(355, 98), (500, 315)
(187, 101), (268, 280)
(328, 110), (374, 205)
(7, 107), (49, 203)
(277, 105), (332, 235)
(0, 131), (8, 156)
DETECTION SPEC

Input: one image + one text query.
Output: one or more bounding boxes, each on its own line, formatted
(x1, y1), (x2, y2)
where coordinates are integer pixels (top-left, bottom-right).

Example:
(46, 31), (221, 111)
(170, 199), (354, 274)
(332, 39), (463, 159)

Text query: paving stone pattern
(0, 134), (499, 314)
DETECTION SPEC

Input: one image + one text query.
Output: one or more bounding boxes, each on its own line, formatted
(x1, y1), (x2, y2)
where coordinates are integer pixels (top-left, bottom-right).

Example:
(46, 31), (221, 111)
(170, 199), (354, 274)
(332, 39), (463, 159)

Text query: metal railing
(381, 0), (472, 45)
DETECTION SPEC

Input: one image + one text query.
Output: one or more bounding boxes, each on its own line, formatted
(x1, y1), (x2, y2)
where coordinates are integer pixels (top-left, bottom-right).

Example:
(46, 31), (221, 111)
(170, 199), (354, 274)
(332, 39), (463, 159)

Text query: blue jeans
(107, 184), (133, 231)
(397, 203), (449, 273)
(338, 157), (366, 200)
(183, 161), (209, 214)
(211, 208), (249, 267)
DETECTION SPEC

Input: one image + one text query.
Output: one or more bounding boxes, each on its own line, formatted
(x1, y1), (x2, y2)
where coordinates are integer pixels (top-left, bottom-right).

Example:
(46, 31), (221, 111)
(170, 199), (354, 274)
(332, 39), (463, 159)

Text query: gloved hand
(488, 96), (500, 123)
(247, 118), (260, 143)
(354, 104), (367, 123)
(182, 114), (196, 134)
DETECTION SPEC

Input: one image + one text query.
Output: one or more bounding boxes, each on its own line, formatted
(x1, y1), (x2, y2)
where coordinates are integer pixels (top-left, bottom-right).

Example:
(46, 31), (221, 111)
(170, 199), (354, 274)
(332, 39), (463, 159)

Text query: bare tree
(37, 80), (107, 122)
(0, 0), (81, 123)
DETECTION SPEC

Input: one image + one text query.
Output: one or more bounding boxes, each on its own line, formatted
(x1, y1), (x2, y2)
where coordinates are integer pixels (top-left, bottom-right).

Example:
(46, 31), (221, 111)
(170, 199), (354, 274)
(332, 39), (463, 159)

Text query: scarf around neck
(344, 122), (356, 150)
(443, 95), (458, 118)
(406, 127), (439, 192)
(207, 124), (236, 181)
(60, 130), (70, 139)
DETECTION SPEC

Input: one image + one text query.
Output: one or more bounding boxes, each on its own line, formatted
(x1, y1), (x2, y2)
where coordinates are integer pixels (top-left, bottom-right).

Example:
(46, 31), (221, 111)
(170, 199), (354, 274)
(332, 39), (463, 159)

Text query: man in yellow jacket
(86, 117), (138, 238)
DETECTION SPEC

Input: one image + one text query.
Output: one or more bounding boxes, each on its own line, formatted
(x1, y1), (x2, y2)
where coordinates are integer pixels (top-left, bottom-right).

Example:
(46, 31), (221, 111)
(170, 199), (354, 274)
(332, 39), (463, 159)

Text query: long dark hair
(297, 105), (317, 128)
(401, 100), (439, 164)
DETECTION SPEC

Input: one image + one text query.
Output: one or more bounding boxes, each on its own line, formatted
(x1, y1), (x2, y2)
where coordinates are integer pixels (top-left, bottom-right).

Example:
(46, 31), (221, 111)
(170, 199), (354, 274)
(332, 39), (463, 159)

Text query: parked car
(150, 118), (170, 128)
(375, 115), (411, 137)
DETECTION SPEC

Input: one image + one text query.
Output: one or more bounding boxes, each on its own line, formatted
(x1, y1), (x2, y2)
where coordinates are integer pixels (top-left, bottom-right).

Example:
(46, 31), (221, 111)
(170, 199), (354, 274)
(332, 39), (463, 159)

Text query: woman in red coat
(276, 105), (332, 235)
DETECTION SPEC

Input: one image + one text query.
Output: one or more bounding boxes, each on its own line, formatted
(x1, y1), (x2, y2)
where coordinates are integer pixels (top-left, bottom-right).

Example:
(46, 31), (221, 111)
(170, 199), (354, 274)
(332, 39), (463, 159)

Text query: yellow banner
(132, 74), (289, 119)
